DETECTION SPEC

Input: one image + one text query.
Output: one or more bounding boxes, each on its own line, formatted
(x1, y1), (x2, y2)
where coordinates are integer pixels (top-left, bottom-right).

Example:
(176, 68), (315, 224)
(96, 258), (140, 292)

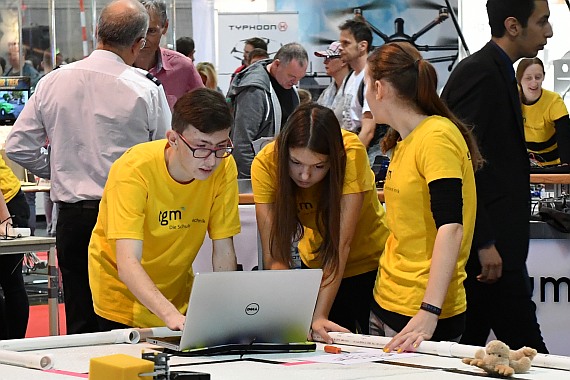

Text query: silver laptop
(147, 269), (322, 352)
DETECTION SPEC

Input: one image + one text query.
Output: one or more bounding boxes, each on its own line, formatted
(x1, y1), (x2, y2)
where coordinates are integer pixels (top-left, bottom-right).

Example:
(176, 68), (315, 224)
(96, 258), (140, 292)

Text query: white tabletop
(1, 341), (569, 380)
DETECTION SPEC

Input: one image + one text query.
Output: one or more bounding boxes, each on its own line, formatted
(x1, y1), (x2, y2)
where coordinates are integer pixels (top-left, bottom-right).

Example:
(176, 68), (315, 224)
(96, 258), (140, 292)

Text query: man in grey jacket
(228, 42), (307, 178)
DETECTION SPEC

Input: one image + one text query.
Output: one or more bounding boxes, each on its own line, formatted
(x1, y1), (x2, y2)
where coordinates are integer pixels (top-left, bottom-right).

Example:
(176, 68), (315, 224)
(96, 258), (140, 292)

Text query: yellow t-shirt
(251, 129), (389, 278)
(0, 155), (21, 203)
(88, 140), (240, 327)
(523, 89), (569, 166)
(374, 115), (476, 319)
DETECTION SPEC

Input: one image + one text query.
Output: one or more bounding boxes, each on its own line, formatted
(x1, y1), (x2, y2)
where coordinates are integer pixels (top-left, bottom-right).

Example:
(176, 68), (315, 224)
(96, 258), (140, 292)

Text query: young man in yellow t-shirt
(88, 89), (240, 330)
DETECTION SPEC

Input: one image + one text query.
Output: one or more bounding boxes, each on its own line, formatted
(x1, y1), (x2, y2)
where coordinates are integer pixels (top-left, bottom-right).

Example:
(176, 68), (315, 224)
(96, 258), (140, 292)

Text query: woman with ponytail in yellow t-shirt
(365, 42), (483, 353)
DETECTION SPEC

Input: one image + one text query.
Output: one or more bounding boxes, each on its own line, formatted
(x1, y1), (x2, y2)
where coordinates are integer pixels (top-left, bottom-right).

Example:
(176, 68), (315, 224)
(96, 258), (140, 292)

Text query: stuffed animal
(462, 340), (537, 377)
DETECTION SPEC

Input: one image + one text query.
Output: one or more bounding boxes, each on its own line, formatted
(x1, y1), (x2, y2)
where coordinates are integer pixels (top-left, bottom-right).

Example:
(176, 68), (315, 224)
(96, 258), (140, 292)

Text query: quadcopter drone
(318, 0), (470, 71)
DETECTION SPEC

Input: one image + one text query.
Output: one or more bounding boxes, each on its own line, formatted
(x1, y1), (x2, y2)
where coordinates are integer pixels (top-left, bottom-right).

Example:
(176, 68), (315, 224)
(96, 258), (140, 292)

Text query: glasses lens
(215, 147), (233, 158)
(193, 149), (212, 158)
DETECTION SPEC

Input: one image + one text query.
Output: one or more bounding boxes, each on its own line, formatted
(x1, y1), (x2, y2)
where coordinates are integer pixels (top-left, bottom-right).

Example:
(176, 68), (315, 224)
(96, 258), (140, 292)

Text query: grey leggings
(369, 311), (462, 342)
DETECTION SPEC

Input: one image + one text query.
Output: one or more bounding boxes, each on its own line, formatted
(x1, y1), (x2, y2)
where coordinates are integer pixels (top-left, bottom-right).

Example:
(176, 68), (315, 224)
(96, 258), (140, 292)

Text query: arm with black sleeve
(554, 115), (570, 164)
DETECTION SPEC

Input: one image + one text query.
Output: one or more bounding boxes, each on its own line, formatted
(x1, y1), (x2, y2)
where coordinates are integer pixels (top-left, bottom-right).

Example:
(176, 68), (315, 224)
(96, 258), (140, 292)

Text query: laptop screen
(149, 269), (322, 352)
(0, 76), (31, 126)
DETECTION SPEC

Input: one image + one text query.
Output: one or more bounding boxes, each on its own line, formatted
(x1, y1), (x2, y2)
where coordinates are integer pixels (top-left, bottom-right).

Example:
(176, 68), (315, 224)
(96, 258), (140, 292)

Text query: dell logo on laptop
(245, 303), (259, 315)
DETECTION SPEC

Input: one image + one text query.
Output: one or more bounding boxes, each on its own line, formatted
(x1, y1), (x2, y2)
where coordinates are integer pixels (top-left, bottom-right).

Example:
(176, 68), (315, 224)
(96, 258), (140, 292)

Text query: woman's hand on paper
(310, 317), (350, 344)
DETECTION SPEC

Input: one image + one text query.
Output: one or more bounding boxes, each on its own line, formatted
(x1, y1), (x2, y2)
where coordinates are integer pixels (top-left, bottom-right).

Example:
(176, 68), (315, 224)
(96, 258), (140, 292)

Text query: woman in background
(251, 103), (389, 343)
(196, 62), (223, 94)
(516, 57), (570, 166)
(365, 42), (482, 352)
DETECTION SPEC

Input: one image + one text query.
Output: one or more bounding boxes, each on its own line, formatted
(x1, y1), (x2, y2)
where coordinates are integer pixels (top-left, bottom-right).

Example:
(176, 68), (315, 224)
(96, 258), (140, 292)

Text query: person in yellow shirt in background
(0, 156), (30, 339)
(364, 42), (483, 352)
(251, 103), (389, 343)
(516, 57), (570, 166)
(88, 88), (240, 331)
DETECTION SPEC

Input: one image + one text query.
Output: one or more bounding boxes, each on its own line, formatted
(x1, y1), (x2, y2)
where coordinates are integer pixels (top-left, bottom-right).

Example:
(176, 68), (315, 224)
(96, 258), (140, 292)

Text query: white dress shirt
(5, 49), (171, 203)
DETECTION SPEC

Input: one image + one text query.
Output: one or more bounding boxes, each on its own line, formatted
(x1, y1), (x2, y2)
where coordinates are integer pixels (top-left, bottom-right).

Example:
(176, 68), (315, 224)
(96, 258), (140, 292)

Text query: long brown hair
(368, 42), (483, 171)
(271, 103), (346, 278)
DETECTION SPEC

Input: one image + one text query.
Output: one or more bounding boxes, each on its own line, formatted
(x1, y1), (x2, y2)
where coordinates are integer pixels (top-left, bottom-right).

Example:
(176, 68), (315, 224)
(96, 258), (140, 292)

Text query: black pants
(96, 315), (131, 332)
(330, 270), (377, 334)
(461, 267), (548, 353)
(56, 201), (100, 334)
(302, 263), (376, 334)
(0, 190), (30, 339)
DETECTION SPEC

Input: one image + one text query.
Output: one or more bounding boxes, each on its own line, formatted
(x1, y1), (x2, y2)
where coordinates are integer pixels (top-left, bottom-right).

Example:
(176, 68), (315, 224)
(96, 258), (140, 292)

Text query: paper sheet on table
(308, 351), (419, 365)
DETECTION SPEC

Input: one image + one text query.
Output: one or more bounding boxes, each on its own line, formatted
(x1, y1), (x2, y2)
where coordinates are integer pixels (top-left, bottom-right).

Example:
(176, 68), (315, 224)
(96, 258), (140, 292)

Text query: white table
(0, 236), (58, 335)
(1, 341), (569, 379)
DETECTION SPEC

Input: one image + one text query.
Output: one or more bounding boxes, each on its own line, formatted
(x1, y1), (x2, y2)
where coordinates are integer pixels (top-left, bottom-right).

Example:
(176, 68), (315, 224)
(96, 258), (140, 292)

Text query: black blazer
(441, 42), (531, 272)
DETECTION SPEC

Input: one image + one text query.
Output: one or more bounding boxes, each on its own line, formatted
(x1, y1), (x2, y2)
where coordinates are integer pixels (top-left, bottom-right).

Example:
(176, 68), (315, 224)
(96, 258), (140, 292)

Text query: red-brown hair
(367, 42), (483, 171)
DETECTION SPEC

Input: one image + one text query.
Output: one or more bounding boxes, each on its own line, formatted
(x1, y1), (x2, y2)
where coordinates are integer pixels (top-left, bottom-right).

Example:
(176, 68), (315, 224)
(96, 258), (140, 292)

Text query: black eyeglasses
(176, 131), (233, 159)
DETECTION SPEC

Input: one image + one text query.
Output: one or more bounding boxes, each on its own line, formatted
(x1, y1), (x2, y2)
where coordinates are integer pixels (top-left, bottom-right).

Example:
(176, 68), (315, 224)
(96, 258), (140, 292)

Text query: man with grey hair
(135, 0), (203, 109)
(5, 0), (171, 334)
(228, 42), (308, 178)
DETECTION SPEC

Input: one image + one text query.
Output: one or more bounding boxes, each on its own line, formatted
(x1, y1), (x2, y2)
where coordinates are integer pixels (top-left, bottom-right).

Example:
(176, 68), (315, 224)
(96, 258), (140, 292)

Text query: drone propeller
(408, 0), (458, 13)
(328, 1), (391, 18)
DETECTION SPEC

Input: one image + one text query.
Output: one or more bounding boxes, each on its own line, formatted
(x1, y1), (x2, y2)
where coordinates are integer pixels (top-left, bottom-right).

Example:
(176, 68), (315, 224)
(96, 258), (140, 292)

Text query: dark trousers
(56, 202), (100, 334)
(0, 190), (30, 339)
(460, 267), (548, 353)
(304, 265), (375, 335)
(96, 315), (131, 332)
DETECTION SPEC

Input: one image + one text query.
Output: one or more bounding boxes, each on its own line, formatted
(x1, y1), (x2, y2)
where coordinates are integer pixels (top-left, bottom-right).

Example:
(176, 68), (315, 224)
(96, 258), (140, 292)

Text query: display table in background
(0, 236), (58, 335)
(530, 173), (570, 198)
(530, 173), (570, 184)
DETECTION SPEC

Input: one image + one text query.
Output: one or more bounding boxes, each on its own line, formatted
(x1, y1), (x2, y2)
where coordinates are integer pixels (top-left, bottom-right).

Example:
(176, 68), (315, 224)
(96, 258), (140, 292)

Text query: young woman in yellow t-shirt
(516, 57), (570, 166)
(251, 103), (389, 343)
(365, 42), (483, 352)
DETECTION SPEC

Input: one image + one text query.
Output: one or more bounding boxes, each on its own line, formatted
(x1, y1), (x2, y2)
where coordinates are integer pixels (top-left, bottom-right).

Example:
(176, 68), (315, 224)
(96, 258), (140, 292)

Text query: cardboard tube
(136, 327), (182, 342)
(0, 349), (53, 370)
(0, 329), (139, 352)
(324, 332), (570, 371)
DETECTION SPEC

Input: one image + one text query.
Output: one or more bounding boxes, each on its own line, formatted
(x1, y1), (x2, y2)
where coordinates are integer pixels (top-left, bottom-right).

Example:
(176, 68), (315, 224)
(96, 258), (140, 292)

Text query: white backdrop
(527, 239), (570, 356)
(216, 12), (299, 94)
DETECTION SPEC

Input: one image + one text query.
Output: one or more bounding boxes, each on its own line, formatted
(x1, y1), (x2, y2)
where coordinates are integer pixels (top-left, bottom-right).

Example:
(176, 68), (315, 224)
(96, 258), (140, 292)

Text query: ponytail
(369, 43), (483, 171)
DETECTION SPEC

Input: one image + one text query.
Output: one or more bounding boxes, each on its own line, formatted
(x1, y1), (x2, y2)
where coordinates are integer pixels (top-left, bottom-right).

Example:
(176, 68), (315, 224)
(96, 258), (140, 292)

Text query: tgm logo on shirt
(245, 303), (259, 315)
(158, 209), (183, 226)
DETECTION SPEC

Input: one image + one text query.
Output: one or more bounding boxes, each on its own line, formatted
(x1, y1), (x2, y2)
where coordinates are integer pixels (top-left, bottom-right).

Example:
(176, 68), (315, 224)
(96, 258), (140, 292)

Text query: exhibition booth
(0, 0), (569, 378)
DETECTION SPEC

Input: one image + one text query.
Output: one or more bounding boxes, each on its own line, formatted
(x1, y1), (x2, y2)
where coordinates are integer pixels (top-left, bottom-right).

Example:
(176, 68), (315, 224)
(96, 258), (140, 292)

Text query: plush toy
(462, 340), (537, 377)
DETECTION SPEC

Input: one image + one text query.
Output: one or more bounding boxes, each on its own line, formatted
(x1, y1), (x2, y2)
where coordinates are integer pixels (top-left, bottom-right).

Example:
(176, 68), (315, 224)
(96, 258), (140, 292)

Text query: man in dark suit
(441, 0), (552, 352)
